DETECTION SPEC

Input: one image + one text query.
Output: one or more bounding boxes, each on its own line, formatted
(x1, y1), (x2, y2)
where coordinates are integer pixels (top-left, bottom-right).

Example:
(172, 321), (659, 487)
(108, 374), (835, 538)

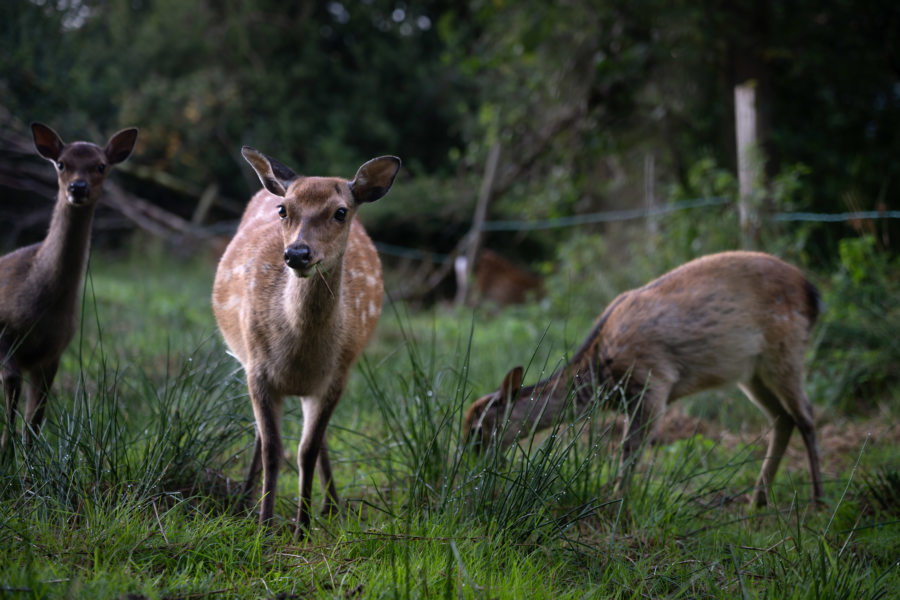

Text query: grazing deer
(213, 146), (400, 530)
(464, 251), (824, 507)
(1, 123), (138, 454)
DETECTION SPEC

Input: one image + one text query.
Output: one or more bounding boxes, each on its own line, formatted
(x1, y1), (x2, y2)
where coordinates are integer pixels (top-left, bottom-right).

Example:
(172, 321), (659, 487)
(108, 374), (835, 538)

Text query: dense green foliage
(1, 0), (470, 201)
(2, 0), (898, 255)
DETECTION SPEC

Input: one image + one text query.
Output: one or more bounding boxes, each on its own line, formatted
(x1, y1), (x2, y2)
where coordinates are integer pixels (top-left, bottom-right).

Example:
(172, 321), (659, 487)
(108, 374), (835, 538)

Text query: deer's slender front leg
(297, 389), (341, 533)
(616, 379), (670, 494)
(1, 351), (22, 456)
(247, 372), (283, 525)
(24, 360), (59, 447)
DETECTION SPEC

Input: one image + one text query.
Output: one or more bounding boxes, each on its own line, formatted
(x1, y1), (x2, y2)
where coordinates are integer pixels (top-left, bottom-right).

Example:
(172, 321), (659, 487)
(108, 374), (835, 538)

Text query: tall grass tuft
(764, 538), (893, 600)
(860, 466), (900, 516)
(356, 308), (720, 551)
(0, 337), (249, 527)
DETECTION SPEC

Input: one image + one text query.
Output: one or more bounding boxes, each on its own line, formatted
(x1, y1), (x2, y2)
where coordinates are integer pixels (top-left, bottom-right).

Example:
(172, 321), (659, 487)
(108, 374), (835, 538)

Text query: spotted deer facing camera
(465, 251), (824, 507)
(213, 147), (400, 530)
(1, 123), (138, 454)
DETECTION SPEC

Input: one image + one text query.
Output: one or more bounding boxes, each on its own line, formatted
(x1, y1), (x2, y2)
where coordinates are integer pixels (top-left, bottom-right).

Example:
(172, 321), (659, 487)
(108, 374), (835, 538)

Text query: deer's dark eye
(334, 207), (348, 222)
(56, 161), (64, 171)
(277, 204), (287, 219)
(98, 163), (106, 174)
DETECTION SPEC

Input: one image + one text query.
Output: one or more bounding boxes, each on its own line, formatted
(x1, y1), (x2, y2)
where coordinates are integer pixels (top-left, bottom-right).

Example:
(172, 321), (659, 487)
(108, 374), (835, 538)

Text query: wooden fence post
(455, 142), (501, 306)
(644, 152), (657, 251)
(735, 81), (761, 249)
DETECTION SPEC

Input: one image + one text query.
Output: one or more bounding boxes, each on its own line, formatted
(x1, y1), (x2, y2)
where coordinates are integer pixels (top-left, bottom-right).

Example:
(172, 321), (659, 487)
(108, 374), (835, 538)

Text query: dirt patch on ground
(649, 410), (900, 480)
(520, 402), (899, 495)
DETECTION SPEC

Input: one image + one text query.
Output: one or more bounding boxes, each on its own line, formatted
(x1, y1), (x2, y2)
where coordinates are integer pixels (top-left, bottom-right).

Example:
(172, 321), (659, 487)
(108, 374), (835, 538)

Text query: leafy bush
(812, 235), (900, 413)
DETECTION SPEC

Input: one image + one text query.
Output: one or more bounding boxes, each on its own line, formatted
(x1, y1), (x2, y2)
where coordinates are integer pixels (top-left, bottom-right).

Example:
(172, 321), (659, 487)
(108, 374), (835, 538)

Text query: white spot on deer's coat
(248, 208), (269, 224)
(218, 293), (241, 312)
(368, 300), (377, 317)
(218, 266), (234, 283)
(365, 275), (376, 288)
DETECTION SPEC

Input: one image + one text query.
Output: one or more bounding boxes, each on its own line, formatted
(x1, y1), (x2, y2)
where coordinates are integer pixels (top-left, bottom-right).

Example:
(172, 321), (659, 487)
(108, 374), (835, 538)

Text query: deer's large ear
(241, 146), (299, 197)
(31, 123), (65, 162)
(104, 128), (138, 165)
(349, 156), (401, 204)
(499, 366), (524, 403)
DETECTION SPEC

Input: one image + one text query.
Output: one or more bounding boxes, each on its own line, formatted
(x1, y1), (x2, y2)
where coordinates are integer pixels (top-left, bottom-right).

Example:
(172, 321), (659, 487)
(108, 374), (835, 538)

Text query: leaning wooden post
(735, 82), (761, 249)
(455, 142), (501, 306)
(644, 152), (657, 252)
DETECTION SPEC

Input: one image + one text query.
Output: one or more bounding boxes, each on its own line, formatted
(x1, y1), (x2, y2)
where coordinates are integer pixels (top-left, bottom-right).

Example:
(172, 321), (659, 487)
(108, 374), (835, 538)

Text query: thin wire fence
(374, 196), (899, 263)
(773, 210), (900, 222)
(478, 196), (731, 231)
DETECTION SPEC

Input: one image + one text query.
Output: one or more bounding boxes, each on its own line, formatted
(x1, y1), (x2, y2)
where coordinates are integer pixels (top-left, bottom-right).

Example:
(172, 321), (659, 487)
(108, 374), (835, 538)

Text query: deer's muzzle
(67, 180), (90, 203)
(284, 244), (315, 275)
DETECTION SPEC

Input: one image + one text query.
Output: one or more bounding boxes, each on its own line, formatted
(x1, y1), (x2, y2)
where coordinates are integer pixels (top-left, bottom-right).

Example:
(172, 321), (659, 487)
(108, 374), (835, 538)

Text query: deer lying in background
(474, 249), (544, 307)
(464, 251), (824, 507)
(213, 146), (400, 530)
(1, 123), (138, 454)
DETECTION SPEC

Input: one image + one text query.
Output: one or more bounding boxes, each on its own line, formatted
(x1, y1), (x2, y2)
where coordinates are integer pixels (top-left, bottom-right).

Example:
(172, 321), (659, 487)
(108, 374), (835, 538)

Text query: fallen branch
(102, 181), (205, 241)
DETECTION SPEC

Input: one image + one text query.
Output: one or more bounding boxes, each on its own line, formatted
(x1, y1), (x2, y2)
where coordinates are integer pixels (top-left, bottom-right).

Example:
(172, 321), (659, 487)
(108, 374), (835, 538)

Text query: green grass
(1, 240), (898, 599)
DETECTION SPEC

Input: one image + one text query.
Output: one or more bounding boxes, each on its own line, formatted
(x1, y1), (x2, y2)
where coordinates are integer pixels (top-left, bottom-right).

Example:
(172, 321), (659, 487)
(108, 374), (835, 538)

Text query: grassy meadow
(1, 224), (899, 599)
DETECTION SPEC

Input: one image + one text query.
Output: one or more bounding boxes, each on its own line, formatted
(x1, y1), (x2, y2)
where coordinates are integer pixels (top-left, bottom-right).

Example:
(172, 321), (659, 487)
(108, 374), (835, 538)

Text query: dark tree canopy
(1, 0), (898, 254)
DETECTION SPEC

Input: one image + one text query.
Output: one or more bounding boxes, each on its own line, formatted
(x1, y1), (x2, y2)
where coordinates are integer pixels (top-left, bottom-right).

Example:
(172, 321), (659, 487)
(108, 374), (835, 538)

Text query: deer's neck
(282, 262), (344, 333)
(32, 195), (96, 297)
(509, 337), (606, 433)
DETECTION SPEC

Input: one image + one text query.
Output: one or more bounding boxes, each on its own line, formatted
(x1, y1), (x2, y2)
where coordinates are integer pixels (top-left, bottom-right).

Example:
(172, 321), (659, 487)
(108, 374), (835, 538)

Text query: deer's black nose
(284, 245), (312, 270)
(68, 180), (89, 198)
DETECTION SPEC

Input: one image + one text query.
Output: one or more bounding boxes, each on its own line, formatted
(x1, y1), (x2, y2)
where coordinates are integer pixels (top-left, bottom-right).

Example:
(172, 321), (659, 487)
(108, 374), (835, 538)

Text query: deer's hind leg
(740, 369), (822, 507)
(316, 434), (339, 516)
(748, 337), (823, 507)
(740, 377), (794, 507)
(240, 429), (263, 508)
